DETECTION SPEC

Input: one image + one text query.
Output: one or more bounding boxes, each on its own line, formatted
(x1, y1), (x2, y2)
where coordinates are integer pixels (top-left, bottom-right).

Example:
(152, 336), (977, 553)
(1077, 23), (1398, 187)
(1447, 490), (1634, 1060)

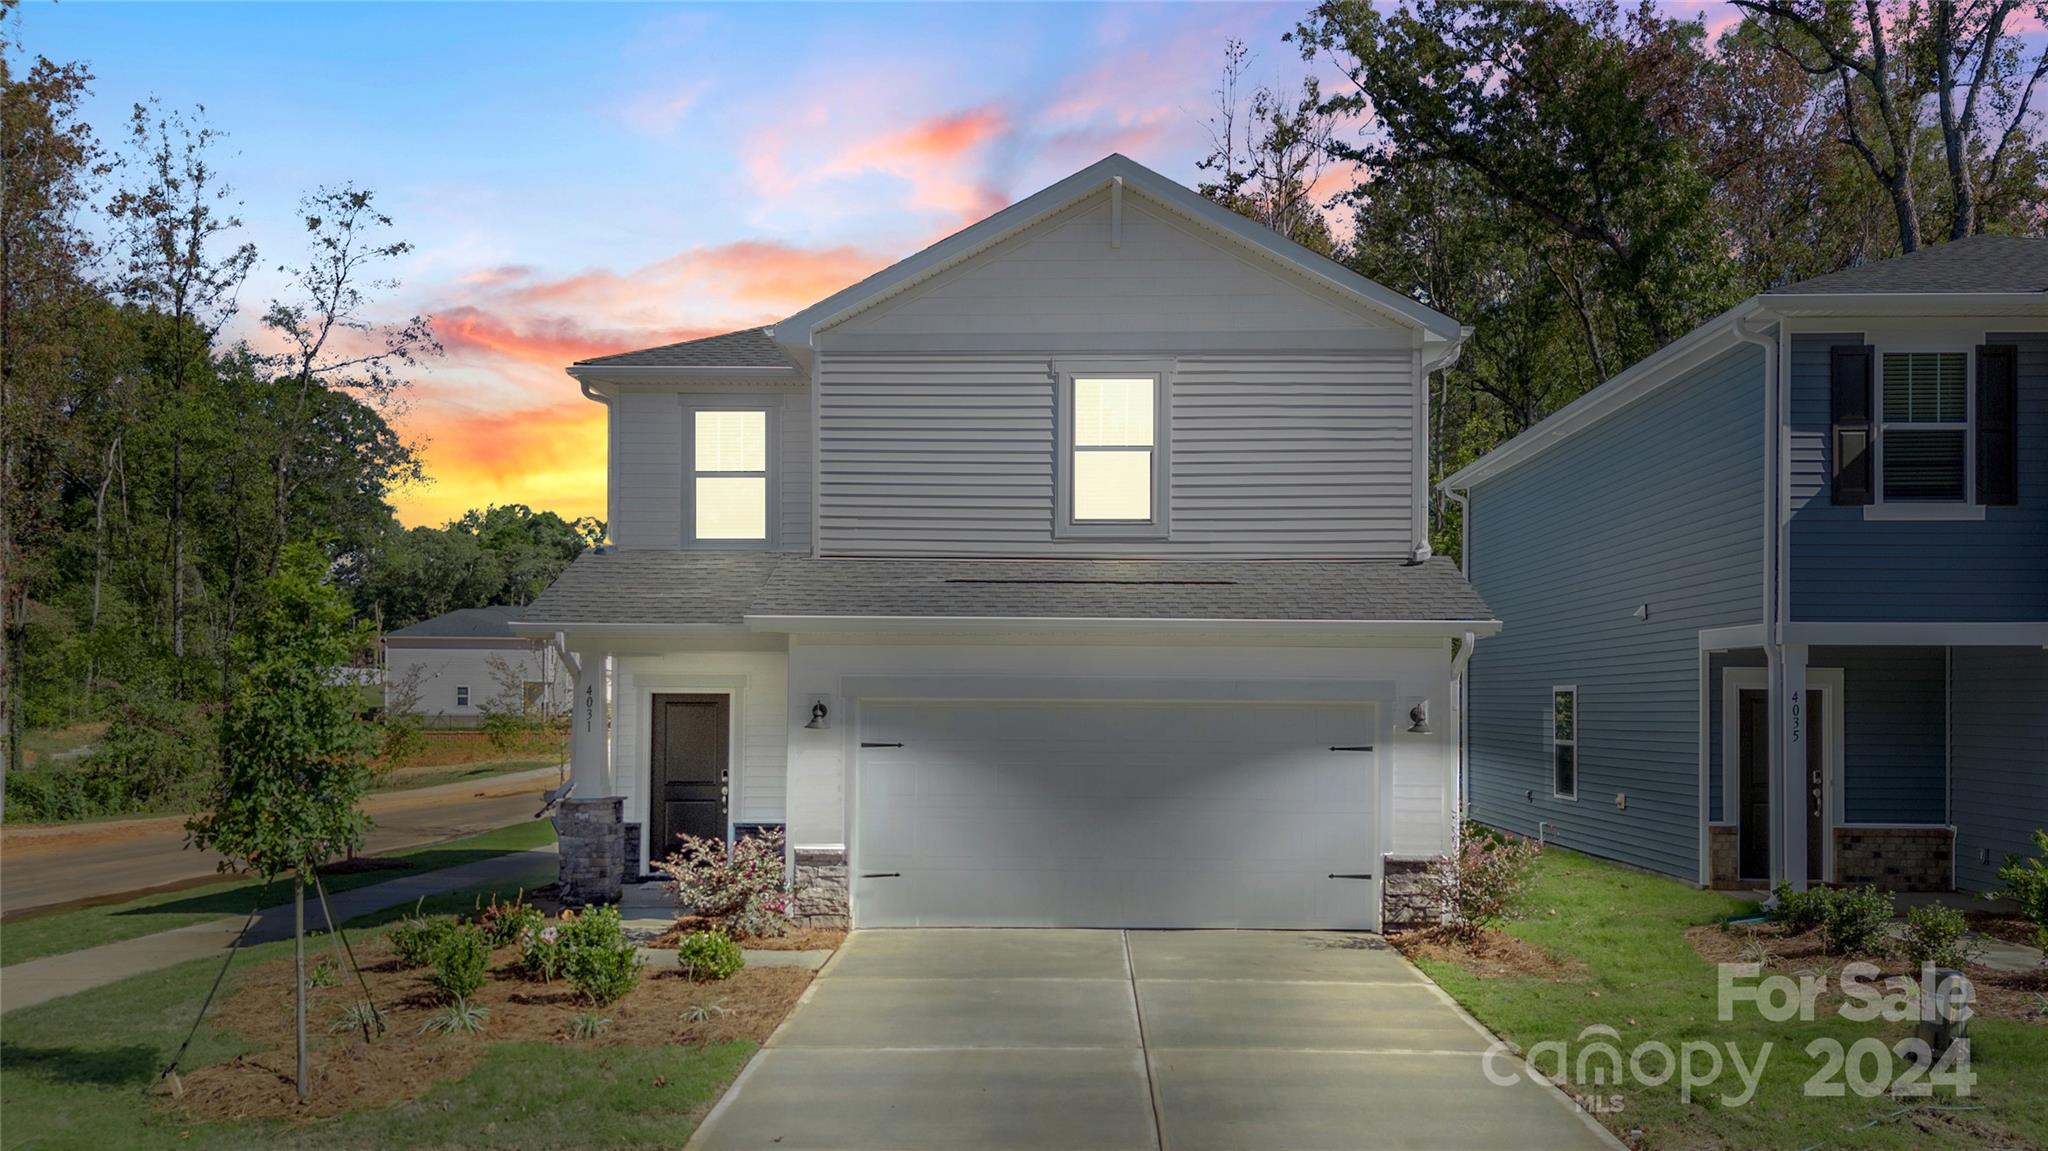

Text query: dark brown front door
(1737, 686), (1829, 883)
(650, 694), (729, 861)
(1738, 689), (1770, 880)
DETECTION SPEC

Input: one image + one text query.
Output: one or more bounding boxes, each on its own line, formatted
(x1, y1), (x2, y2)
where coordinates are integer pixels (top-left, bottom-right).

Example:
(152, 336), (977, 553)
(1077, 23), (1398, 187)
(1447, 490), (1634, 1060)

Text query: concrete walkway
(687, 930), (1620, 1151)
(1, 845), (556, 1014)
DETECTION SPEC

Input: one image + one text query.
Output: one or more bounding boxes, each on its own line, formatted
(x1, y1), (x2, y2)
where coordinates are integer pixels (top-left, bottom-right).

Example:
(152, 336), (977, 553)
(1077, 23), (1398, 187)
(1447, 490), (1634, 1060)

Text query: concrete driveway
(688, 929), (1617, 1151)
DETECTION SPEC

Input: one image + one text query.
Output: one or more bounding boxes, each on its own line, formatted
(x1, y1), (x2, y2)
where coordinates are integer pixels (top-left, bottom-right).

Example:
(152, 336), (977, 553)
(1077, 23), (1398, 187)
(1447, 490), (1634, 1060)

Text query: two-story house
(512, 155), (1498, 931)
(1441, 236), (2047, 896)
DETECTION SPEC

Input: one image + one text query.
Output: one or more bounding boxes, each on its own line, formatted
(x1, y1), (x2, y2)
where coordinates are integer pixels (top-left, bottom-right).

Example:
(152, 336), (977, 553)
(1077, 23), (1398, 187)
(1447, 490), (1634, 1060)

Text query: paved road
(0, 764), (564, 916)
(689, 930), (1621, 1151)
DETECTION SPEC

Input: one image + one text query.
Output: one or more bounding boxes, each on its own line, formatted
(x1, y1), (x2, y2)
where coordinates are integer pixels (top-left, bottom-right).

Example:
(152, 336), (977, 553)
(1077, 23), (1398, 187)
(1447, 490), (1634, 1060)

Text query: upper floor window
(1878, 351), (1970, 503)
(1056, 363), (1170, 538)
(692, 409), (769, 542)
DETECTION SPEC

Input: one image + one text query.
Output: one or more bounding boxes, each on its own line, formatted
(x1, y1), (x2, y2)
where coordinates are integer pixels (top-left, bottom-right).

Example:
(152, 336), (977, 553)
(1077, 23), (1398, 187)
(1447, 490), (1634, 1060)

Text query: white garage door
(854, 698), (1380, 929)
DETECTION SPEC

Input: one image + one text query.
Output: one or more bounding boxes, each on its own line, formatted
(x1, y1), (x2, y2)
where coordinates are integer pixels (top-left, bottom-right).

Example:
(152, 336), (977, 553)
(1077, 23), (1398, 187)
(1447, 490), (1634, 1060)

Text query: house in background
(514, 153), (1500, 928)
(382, 605), (563, 728)
(1442, 236), (2047, 895)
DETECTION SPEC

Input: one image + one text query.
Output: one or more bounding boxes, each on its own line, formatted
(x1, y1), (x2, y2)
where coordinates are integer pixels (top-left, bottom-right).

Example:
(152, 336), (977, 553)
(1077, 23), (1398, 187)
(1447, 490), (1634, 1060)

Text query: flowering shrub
(478, 892), (544, 947)
(654, 827), (790, 939)
(677, 930), (745, 981)
(1426, 814), (1541, 939)
(520, 905), (631, 983)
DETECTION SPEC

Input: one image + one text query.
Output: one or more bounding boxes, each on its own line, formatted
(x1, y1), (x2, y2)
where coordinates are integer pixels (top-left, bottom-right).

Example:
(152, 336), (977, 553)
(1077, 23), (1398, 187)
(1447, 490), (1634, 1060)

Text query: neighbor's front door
(650, 693), (729, 861)
(1736, 686), (1827, 883)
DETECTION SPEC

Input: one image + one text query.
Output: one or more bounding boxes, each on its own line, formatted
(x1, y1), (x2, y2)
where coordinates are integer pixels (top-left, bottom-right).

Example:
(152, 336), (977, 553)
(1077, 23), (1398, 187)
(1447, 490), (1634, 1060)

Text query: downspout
(1733, 311), (1784, 885)
(578, 378), (615, 544)
(1450, 627), (1479, 827)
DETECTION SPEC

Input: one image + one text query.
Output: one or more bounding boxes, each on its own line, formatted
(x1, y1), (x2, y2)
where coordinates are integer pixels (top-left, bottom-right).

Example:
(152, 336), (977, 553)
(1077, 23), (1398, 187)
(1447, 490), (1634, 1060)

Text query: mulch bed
(1391, 925), (1587, 981)
(1965, 910), (2042, 948)
(653, 916), (847, 953)
(165, 933), (816, 1122)
(1686, 921), (2048, 1025)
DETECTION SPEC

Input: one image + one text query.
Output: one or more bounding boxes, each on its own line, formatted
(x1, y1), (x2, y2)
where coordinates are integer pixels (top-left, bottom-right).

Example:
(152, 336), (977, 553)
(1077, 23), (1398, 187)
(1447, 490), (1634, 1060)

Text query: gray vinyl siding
(814, 352), (1416, 558)
(1830, 647), (1947, 824)
(1464, 344), (1764, 879)
(1788, 331), (2048, 621)
(1951, 645), (2048, 891)
(608, 389), (811, 551)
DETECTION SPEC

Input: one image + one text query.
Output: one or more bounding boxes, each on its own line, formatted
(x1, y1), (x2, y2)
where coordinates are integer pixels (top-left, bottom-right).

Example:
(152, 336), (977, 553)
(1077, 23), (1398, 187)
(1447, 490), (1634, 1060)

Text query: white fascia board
(1759, 292), (2048, 318)
(1782, 621), (2048, 647)
(774, 153), (1464, 346)
(743, 614), (1502, 640)
(1438, 299), (1761, 493)
(565, 364), (802, 386)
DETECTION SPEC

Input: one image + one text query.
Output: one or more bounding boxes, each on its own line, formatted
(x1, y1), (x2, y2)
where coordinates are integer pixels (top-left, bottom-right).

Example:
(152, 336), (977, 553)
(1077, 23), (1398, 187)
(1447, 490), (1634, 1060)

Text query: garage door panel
(856, 698), (1379, 929)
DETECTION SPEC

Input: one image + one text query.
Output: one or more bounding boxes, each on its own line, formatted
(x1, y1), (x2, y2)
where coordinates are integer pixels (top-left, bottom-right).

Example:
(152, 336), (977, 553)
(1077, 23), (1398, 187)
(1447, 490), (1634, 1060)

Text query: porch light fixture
(805, 699), (830, 729)
(1407, 701), (1431, 735)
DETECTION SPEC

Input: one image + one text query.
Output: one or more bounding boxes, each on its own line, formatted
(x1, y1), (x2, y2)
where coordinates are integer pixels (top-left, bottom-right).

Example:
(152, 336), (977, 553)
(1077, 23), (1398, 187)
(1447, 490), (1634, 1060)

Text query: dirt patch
(1392, 926), (1586, 981)
(168, 935), (812, 1122)
(1685, 921), (2047, 1025)
(651, 916), (846, 952)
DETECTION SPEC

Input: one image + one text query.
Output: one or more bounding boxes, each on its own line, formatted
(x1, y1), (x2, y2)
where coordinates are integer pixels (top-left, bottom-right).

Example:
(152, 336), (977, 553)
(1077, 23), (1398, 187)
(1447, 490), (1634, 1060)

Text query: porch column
(557, 649), (623, 905)
(1772, 645), (1810, 891)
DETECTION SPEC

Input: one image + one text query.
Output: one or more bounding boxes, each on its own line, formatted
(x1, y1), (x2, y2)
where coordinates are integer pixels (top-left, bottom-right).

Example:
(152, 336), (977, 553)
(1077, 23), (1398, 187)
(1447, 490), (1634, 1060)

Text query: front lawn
(1410, 848), (2048, 1149)
(0, 873), (766, 1150)
(2, 821), (558, 967)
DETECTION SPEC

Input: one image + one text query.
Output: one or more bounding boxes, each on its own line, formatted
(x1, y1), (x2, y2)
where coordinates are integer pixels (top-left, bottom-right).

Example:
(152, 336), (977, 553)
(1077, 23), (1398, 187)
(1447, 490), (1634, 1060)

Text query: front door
(649, 693), (729, 863)
(1735, 686), (1828, 883)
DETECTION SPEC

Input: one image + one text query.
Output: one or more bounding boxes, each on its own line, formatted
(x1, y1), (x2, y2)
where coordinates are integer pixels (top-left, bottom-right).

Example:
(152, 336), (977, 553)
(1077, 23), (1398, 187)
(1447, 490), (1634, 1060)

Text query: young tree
(186, 541), (375, 1101)
(1197, 39), (1340, 256)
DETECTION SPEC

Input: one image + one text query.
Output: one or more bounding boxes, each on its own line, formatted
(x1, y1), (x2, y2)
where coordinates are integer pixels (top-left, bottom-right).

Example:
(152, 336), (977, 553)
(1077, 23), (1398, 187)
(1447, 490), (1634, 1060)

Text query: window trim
(1550, 685), (1578, 802)
(684, 400), (779, 548)
(1871, 345), (1976, 511)
(1053, 359), (1173, 539)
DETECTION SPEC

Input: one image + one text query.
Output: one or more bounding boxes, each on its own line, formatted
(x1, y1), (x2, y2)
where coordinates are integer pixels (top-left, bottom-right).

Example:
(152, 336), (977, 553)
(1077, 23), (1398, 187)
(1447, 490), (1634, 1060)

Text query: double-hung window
(691, 409), (770, 543)
(1551, 687), (1578, 800)
(1877, 351), (1970, 503)
(1057, 363), (1169, 537)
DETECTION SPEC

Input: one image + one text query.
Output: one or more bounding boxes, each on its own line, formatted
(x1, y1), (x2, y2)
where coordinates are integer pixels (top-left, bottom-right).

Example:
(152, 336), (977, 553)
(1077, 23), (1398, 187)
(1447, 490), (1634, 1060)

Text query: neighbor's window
(1551, 687), (1578, 800)
(1879, 352), (1970, 502)
(693, 410), (768, 541)
(455, 685), (470, 708)
(1058, 367), (1168, 535)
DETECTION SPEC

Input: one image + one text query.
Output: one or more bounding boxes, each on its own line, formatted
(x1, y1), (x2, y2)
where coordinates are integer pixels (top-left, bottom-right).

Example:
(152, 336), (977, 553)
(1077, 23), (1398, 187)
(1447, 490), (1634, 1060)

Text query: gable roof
(774, 153), (1464, 346)
(513, 552), (1495, 632)
(571, 326), (797, 370)
(386, 604), (526, 640)
(1767, 235), (2048, 296)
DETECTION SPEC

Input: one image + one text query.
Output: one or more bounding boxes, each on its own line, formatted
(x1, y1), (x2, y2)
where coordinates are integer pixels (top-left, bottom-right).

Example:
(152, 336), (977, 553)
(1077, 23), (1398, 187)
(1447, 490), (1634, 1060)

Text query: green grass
(3, 821), (557, 968)
(371, 759), (557, 793)
(0, 866), (754, 1150)
(1417, 848), (2048, 1149)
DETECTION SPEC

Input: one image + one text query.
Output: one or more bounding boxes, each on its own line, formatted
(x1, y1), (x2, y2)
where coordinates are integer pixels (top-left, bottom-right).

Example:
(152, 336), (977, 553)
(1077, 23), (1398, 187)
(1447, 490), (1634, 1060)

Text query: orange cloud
(392, 397), (609, 527)
(434, 306), (719, 369)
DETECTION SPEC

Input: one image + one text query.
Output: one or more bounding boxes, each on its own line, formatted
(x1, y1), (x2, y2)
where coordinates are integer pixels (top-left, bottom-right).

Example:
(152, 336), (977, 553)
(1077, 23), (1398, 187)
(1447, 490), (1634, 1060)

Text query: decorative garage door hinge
(861, 741), (904, 748)
(1327, 745), (1374, 752)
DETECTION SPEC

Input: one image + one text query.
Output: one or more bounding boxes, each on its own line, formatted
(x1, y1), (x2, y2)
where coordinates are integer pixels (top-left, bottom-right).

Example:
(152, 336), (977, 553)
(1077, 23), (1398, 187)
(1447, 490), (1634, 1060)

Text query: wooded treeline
(0, 38), (598, 810)
(1202, 0), (2047, 556)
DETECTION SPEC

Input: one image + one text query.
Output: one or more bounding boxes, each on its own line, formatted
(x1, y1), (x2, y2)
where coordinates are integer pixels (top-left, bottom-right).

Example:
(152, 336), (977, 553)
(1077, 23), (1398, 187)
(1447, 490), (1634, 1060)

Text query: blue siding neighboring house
(1447, 236), (2048, 894)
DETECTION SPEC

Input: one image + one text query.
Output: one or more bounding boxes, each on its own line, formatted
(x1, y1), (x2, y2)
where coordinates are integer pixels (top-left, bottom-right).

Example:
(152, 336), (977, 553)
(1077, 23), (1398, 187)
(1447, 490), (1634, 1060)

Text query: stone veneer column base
(1708, 826), (1743, 889)
(1381, 856), (1453, 933)
(1834, 826), (1953, 891)
(622, 822), (643, 879)
(791, 848), (849, 928)
(555, 797), (624, 907)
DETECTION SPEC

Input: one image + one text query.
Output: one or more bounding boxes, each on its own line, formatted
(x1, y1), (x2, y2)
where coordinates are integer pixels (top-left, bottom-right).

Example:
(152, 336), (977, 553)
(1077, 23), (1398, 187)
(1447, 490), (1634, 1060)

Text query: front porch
(1703, 642), (2048, 893)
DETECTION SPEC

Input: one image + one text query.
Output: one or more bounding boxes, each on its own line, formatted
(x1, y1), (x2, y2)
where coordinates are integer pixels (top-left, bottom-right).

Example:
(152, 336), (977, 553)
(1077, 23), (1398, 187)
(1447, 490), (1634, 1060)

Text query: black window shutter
(1830, 344), (1875, 506)
(1976, 344), (2019, 506)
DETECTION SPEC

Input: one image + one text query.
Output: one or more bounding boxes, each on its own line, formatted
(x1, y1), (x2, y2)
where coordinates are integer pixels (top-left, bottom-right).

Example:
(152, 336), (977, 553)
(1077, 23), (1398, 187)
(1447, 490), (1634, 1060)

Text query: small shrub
(569, 1012), (611, 1040)
(419, 997), (489, 1036)
(1992, 829), (2048, 951)
(1823, 886), (1896, 956)
(558, 904), (628, 950)
(429, 923), (490, 1001)
(329, 1001), (385, 1035)
(379, 712), (427, 768)
(567, 938), (644, 1007)
(478, 893), (544, 948)
(1900, 904), (1982, 969)
(390, 910), (458, 969)
(519, 922), (568, 982)
(654, 827), (790, 938)
(676, 930), (745, 981)
(1425, 815), (1541, 938)
(306, 958), (340, 989)
(1772, 883), (1832, 933)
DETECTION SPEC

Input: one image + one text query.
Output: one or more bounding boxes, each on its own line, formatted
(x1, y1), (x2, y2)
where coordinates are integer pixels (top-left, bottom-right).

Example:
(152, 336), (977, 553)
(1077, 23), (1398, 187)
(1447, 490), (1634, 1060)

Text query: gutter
(740, 614), (1503, 640)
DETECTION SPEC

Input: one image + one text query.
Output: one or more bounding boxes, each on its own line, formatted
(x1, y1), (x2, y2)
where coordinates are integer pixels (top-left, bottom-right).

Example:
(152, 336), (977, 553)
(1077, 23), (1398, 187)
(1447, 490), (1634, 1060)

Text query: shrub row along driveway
(687, 929), (1615, 1151)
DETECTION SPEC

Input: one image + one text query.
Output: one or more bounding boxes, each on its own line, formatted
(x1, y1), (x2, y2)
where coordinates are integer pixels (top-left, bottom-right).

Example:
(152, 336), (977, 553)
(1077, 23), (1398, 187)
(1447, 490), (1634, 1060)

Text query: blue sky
(25, 1), (1736, 524)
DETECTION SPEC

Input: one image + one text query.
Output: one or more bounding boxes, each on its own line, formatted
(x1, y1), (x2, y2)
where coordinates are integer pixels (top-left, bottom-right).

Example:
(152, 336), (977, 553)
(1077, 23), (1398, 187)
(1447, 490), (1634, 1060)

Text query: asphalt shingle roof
(516, 553), (1493, 626)
(386, 605), (525, 639)
(572, 327), (797, 369)
(1768, 234), (2048, 295)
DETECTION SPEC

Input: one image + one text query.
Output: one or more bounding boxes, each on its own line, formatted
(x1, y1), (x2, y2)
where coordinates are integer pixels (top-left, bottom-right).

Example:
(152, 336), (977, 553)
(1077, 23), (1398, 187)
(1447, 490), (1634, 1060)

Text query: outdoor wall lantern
(805, 698), (831, 729)
(1407, 700), (1431, 735)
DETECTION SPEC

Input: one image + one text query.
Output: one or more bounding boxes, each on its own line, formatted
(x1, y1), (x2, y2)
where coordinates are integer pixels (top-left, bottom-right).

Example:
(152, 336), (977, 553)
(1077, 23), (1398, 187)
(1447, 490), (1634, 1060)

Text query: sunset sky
(32, 1), (1742, 528)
